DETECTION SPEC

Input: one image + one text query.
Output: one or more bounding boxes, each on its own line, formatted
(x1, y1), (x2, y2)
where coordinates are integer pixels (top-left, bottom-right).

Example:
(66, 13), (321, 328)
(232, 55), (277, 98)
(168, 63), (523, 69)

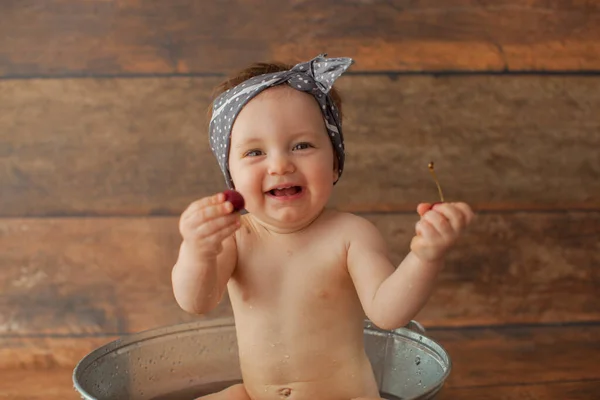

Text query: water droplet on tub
(415, 356), (421, 365)
(284, 354), (290, 359)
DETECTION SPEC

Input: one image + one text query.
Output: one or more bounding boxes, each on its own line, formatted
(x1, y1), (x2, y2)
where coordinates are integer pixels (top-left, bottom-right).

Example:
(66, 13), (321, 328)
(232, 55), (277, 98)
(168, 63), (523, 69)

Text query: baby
(171, 54), (474, 400)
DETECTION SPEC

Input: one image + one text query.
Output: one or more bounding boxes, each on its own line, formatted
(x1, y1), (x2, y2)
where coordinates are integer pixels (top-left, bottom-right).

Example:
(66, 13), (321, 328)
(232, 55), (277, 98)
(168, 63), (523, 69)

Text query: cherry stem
(428, 162), (445, 203)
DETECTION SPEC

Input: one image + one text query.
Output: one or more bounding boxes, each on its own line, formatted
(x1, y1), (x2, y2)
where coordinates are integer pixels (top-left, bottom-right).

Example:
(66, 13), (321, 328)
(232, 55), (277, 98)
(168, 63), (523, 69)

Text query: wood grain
(429, 325), (600, 388)
(2, 326), (599, 398)
(1, 212), (598, 335)
(0, 369), (79, 400)
(0, 217), (232, 335)
(2, 75), (599, 217)
(0, 336), (119, 370)
(1, 1), (600, 77)
(439, 380), (600, 400)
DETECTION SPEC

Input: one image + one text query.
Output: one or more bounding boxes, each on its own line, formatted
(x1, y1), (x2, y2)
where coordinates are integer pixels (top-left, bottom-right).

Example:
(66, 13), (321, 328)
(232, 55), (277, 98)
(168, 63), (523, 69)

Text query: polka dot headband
(209, 53), (354, 189)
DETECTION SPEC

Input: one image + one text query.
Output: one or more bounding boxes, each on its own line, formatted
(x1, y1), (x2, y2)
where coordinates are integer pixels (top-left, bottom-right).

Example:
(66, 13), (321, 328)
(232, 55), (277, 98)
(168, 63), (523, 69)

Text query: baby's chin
(247, 208), (323, 234)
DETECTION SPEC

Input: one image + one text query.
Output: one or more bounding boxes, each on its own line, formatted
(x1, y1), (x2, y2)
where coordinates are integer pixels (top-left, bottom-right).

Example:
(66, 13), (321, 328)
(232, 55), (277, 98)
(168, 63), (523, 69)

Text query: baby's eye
(244, 149), (263, 157)
(293, 142), (313, 151)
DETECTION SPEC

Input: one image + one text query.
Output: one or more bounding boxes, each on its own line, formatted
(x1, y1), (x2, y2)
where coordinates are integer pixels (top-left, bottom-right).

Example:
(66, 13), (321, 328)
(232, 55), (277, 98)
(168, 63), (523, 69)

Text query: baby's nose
(268, 153), (295, 175)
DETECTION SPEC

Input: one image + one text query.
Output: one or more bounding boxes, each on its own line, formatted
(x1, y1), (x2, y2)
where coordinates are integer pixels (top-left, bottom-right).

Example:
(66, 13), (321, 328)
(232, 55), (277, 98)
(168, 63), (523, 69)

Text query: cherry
(223, 190), (245, 212)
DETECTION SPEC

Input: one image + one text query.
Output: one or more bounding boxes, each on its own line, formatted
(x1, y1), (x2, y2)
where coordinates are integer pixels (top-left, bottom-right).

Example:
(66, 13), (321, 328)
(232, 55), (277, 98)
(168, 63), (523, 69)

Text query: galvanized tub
(73, 317), (451, 399)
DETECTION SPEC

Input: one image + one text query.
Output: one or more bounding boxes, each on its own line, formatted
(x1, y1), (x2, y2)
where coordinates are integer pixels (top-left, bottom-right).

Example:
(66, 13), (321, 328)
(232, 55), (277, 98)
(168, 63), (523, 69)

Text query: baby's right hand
(179, 192), (241, 258)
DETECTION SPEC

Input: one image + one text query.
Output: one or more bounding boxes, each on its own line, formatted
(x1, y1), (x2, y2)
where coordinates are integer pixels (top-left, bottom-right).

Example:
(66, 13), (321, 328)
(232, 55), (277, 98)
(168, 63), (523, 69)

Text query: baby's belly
(235, 327), (378, 400)
(241, 351), (379, 400)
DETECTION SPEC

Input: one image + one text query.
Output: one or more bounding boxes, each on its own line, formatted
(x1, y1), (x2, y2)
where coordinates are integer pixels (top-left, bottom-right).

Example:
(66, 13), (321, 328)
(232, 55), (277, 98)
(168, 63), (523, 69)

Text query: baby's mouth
(267, 186), (303, 197)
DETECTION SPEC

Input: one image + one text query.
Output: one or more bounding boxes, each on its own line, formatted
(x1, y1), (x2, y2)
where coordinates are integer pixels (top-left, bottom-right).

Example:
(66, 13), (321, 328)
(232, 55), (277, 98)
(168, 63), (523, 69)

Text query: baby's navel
(278, 387), (292, 397)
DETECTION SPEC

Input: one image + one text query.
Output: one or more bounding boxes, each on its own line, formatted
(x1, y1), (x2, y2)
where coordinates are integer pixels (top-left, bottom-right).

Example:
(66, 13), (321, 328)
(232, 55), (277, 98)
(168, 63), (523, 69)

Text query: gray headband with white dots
(209, 54), (354, 189)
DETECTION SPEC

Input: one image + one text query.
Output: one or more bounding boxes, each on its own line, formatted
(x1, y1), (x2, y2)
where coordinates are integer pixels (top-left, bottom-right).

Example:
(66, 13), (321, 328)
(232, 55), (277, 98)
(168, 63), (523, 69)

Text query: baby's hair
(207, 61), (344, 126)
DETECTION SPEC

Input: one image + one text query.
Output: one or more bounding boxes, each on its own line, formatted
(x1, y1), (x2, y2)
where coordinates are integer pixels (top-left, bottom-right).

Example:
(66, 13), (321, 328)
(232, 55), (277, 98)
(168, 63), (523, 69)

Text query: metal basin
(73, 317), (451, 399)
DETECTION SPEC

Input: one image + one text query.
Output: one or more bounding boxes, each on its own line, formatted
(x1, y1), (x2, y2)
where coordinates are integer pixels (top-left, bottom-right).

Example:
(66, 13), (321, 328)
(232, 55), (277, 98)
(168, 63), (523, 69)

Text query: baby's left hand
(410, 202), (475, 263)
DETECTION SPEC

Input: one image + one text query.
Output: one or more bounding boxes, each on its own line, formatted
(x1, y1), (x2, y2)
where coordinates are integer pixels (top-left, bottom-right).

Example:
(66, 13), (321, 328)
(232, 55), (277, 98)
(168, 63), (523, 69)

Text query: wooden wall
(1, 1), (599, 399)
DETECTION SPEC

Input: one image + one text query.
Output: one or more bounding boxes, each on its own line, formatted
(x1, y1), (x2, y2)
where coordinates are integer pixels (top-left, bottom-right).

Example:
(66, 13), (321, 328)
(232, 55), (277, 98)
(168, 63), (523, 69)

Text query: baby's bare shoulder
(323, 210), (384, 243)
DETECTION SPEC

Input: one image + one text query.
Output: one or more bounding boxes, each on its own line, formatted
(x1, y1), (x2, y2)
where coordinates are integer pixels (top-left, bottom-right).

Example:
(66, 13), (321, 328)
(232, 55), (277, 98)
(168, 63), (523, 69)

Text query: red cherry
(223, 190), (245, 212)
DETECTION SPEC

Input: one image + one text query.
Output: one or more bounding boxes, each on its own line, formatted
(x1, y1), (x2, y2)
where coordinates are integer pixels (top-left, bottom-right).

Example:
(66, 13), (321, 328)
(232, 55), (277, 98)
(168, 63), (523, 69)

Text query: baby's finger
(200, 218), (241, 248)
(211, 219), (242, 242)
(195, 202), (234, 223)
(181, 193), (226, 221)
(194, 213), (240, 240)
(453, 202), (476, 225)
(417, 203), (433, 217)
(423, 209), (453, 238)
(415, 219), (440, 240)
(180, 203), (234, 236)
(432, 203), (466, 232)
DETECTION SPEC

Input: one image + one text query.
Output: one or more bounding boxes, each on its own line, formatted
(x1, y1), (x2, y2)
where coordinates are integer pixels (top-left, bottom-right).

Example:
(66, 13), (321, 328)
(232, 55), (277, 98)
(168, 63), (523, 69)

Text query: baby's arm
(347, 203), (474, 330)
(171, 193), (240, 315)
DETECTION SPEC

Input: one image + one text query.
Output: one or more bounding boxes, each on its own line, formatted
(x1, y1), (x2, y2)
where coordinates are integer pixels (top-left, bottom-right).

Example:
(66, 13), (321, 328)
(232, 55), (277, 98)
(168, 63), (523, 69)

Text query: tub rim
(72, 317), (452, 400)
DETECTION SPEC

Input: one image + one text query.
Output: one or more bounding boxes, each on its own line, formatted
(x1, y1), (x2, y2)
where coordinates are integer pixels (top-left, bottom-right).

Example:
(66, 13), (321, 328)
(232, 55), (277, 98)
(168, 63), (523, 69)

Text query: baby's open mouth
(267, 186), (303, 197)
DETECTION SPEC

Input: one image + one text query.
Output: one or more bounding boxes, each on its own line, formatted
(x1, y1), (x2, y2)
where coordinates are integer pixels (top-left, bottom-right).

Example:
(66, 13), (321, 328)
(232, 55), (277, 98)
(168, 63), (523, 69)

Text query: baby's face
(228, 85), (338, 232)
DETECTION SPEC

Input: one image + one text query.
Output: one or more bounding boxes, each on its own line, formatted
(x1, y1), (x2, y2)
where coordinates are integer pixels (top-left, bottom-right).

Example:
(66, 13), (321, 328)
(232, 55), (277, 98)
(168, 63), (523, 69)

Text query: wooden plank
(439, 380), (600, 400)
(2, 326), (599, 398)
(1, 1), (600, 77)
(1, 213), (598, 335)
(1, 75), (599, 217)
(0, 369), (80, 400)
(0, 336), (119, 370)
(0, 217), (233, 335)
(429, 325), (600, 388)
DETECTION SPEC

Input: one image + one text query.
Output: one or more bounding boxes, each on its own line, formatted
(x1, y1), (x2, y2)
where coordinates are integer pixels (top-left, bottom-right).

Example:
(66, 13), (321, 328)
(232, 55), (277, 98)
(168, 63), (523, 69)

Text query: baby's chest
(233, 240), (351, 302)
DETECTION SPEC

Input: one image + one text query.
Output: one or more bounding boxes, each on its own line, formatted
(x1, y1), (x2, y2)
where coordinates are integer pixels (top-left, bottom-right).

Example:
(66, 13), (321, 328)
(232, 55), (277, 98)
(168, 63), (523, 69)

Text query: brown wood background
(1, 1), (599, 398)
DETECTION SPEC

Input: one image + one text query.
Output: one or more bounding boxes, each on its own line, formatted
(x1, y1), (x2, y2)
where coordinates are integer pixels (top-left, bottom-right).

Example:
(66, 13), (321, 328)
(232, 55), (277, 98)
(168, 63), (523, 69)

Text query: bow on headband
(209, 53), (354, 189)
